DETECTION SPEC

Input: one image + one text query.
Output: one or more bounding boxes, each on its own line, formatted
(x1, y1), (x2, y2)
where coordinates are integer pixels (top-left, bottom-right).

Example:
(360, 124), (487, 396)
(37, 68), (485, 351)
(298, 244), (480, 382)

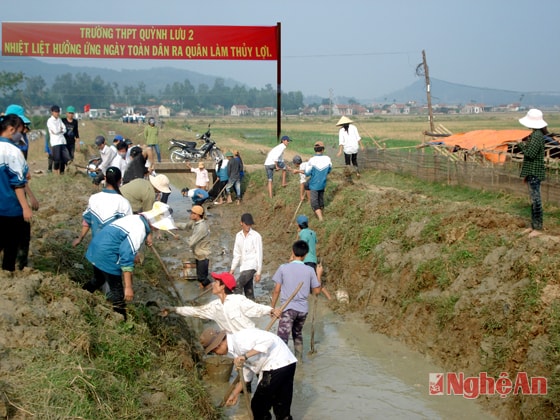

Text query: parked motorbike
(168, 125), (224, 163)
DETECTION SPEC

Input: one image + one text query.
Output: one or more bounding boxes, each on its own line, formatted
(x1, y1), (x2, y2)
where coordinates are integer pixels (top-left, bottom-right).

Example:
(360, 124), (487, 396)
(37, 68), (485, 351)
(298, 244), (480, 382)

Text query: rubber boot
(294, 343), (303, 361)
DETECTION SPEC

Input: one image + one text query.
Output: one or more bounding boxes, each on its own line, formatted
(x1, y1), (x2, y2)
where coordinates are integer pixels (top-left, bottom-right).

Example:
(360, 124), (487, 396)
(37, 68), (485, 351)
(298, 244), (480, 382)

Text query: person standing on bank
(186, 204), (212, 287)
(230, 213), (263, 300)
(212, 156), (228, 205)
(47, 105), (70, 175)
(518, 109), (548, 238)
(186, 161), (210, 190)
(0, 114), (33, 272)
(225, 151), (242, 204)
(264, 135), (291, 198)
(200, 327), (297, 419)
(305, 141), (332, 221)
(336, 116), (364, 178)
(144, 117), (161, 163)
(62, 106), (80, 161)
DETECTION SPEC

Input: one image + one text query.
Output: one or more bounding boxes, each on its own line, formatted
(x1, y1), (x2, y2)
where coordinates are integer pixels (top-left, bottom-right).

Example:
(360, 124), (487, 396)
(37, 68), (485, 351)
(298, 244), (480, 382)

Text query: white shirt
(231, 228), (263, 275)
(338, 124), (362, 154)
(264, 143), (286, 166)
(47, 116), (67, 146)
(175, 294), (272, 333)
(298, 161), (308, 184)
(99, 144), (117, 175)
(227, 328), (297, 384)
(110, 154), (128, 176)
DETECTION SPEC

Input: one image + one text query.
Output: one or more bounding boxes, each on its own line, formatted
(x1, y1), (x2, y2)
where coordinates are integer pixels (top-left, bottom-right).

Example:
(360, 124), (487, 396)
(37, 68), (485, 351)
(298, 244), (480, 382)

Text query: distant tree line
(0, 71), (304, 115)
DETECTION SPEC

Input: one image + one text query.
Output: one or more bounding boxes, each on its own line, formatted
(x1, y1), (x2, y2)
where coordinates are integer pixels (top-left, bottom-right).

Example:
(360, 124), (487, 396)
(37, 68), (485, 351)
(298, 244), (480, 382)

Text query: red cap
(211, 272), (236, 291)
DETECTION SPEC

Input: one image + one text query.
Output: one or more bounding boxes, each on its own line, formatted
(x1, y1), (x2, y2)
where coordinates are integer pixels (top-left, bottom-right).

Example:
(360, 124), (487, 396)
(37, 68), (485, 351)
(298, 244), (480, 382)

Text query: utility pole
(422, 50), (435, 133)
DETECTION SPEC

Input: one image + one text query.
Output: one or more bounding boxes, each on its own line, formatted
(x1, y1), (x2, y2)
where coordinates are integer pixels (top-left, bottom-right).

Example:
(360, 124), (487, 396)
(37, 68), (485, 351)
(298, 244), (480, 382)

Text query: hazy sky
(2, 0), (560, 100)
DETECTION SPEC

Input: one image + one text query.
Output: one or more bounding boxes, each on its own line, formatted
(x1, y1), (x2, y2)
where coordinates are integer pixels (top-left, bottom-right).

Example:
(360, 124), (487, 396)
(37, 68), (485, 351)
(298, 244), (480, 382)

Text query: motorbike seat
(172, 139), (198, 149)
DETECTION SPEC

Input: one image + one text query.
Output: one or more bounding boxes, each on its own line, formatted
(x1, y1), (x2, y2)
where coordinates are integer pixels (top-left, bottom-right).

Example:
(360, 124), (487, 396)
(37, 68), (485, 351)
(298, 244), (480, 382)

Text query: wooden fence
(359, 147), (560, 206)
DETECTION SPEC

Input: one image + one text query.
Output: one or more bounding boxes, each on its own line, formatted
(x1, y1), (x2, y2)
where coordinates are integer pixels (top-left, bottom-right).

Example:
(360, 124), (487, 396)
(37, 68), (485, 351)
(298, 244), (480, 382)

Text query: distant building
(158, 105), (171, 118)
(252, 107), (276, 117)
(460, 103), (484, 114)
(231, 105), (250, 116)
(89, 109), (108, 119)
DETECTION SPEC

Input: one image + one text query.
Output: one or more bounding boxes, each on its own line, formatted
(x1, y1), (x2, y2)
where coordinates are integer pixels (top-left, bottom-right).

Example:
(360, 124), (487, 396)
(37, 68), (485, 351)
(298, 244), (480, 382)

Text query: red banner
(2, 23), (278, 61)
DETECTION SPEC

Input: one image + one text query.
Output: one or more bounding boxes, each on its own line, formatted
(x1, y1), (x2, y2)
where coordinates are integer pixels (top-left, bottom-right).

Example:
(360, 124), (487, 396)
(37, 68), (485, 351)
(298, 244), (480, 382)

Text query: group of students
(161, 210), (327, 419)
(265, 135), (335, 222)
(263, 116), (364, 222)
(45, 105), (80, 175)
(180, 150), (245, 207)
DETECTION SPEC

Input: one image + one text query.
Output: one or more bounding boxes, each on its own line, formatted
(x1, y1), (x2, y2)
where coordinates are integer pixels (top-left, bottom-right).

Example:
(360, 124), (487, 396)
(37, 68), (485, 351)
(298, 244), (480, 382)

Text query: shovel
(237, 365), (253, 420)
(187, 283), (213, 304)
(149, 244), (186, 305)
(285, 198), (304, 233)
(308, 294), (319, 355)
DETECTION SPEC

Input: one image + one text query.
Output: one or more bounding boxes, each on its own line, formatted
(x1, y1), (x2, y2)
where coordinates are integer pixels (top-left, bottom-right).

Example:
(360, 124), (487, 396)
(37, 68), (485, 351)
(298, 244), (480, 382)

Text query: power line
(284, 50), (416, 58)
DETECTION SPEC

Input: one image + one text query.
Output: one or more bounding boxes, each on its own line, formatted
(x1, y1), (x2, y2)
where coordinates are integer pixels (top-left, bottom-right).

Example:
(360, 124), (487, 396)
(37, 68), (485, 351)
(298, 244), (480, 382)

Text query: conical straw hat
(336, 116), (354, 126)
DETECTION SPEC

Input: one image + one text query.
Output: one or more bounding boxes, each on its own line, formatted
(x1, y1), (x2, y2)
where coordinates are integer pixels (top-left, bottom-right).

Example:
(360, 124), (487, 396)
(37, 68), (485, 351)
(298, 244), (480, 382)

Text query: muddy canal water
(164, 192), (495, 419)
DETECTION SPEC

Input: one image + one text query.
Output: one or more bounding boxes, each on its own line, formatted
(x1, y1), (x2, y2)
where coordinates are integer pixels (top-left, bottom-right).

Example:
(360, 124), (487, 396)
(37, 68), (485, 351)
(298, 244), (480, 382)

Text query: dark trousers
(0, 215), (26, 271)
(160, 192), (170, 204)
(235, 269), (256, 300)
(309, 190), (325, 211)
(251, 362), (296, 420)
(526, 175), (543, 230)
(17, 220), (31, 270)
(196, 258), (210, 286)
(83, 266), (127, 319)
(343, 152), (359, 171)
(66, 140), (76, 160)
(52, 144), (71, 172)
(277, 309), (307, 348)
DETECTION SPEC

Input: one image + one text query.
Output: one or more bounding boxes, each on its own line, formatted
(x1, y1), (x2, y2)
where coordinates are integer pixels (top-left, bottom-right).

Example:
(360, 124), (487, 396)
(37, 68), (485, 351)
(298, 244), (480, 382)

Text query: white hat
(336, 116), (354, 126)
(519, 109), (547, 129)
(140, 202), (176, 231)
(149, 174), (171, 193)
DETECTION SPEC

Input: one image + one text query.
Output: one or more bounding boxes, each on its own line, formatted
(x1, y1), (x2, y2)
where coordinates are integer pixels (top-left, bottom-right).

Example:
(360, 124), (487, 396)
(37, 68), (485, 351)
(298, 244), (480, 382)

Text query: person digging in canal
(160, 272), (281, 333)
(185, 204), (212, 288)
(271, 240), (322, 360)
(200, 327), (297, 420)
(82, 201), (175, 320)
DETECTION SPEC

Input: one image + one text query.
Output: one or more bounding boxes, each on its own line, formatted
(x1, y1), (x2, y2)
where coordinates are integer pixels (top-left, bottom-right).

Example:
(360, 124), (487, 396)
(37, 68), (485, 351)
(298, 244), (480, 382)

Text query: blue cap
(296, 215), (308, 226)
(114, 134), (124, 141)
(281, 135), (291, 142)
(5, 104), (31, 124)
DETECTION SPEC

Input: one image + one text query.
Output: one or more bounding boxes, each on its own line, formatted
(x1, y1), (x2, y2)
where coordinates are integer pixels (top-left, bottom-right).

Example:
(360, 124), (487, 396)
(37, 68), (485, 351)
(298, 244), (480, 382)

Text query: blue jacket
(305, 154), (332, 191)
(0, 137), (28, 217)
(82, 189), (133, 237)
(216, 162), (229, 181)
(191, 188), (209, 205)
(86, 214), (150, 276)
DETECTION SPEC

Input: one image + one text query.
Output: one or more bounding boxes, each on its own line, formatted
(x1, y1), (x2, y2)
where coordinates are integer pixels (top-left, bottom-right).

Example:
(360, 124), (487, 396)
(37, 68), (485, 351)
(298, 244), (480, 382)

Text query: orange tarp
(439, 129), (531, 163)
